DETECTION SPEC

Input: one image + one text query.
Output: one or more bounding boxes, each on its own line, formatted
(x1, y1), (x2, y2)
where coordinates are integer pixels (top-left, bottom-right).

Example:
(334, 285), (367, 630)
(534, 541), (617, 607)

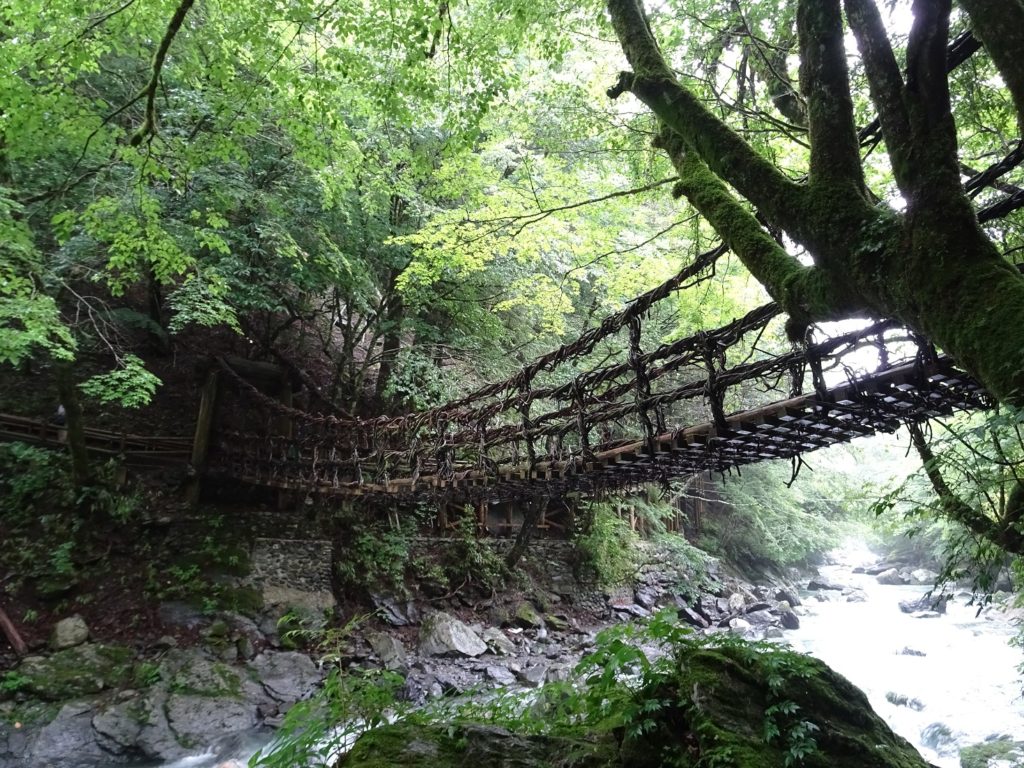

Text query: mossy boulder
(340, 642), (932, 768)
(12, 644), (133, 701)
(619, 644), (933, 768)
(339, 723), (617, 768)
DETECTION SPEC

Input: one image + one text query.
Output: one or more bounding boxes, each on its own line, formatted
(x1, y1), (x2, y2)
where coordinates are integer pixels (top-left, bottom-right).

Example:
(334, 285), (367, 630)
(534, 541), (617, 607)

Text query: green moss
(13, 644), (134, 701)
(960, 738), (1024, 768)
(340, 723), (617, 768)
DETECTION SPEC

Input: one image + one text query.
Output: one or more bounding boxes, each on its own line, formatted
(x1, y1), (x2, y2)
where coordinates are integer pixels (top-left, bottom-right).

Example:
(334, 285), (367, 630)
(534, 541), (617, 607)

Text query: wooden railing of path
(0, 412), (191, 465)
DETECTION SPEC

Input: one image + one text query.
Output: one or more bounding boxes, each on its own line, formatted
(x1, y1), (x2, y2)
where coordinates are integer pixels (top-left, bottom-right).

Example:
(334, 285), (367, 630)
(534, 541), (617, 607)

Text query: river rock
(885, 691), (924, 711)
(677, 605), (710, 628)
(513, 601), (544, 629)
(419, 612), (487, 657)
(909, 568), (939, 585)
(50, 615), (90, 650)
(485, 666), (516, 686)
(899, 595), (947, 614)
(515, 664), (548, 688)
(774, 588), (801, 607)
(15, 644), (133, 700)
(876, 568), (907, 585)
(921, 722), (958, 756)
(367, 631), (407, 669)
(727, 593), (746, 612)
(250, 650), (321, 702)
(807, 578), (844, 591)
(480, 627), (516, 656)
(779, 609), (800, 630)
(27, 701), (115, 766)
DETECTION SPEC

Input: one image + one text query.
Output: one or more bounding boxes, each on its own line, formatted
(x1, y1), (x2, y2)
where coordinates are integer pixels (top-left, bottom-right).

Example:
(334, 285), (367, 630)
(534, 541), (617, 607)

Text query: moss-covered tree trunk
(606, 0), (1024, 405)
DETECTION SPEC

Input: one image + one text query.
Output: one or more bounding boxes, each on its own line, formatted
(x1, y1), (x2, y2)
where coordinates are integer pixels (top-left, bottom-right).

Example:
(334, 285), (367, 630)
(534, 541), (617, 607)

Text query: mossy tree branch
(129, 0), (196, 147)
(909, 422), (1024, 554)
(844, 0), (913, 192)
(959, 0), (1024, 134)
(903, 0), (962, 205)
(797, 0), (864, 192)
(657, 129), (861, 325)
(605, 0), (806, 235)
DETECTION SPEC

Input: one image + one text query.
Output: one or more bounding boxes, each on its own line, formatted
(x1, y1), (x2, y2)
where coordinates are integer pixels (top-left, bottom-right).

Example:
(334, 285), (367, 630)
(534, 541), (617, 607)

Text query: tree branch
(797, 0), (863, 190)
(903, 0), (961, 202)
(129, 0), (196, 146)
(605, 0), (805, 233)
(844, 0), (913, 192)
(909, 422), (1024, 554)
(959, 0), (1024, 134)
(658, 128), (860, 325)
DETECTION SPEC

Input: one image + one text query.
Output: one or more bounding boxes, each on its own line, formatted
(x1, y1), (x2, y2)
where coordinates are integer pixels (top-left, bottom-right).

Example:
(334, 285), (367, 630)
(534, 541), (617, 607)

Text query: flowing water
(795, 545), (1024, 766)
(134, 544), (1024, 768)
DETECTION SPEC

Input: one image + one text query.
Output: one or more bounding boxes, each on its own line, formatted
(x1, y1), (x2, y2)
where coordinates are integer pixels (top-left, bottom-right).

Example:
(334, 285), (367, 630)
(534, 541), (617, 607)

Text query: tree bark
(505, 499), (547, 570)
(606, 0), (1024, 406)
(54, 362), (92, 487)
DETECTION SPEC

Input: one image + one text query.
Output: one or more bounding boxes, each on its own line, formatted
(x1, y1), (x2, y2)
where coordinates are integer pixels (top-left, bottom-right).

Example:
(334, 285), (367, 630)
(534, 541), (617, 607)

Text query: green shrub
(573, 502), (640, 587)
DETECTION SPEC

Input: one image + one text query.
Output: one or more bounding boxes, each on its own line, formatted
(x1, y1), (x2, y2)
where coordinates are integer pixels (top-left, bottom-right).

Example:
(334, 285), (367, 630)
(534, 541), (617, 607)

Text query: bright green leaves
(166, 270), (241, 334)
(80, 194), (191, 295)
(78, 354), (161, 409)
(0, 191), (75, 365)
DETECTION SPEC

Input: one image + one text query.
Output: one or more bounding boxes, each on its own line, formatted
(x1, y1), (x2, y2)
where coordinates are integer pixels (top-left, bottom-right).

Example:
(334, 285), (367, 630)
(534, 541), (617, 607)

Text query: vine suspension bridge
(0, 247), (993, 505)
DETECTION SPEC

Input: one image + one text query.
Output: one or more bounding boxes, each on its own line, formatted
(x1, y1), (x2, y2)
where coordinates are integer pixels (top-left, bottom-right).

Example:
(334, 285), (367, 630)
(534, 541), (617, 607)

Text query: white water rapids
(795, 544), (1024, 766)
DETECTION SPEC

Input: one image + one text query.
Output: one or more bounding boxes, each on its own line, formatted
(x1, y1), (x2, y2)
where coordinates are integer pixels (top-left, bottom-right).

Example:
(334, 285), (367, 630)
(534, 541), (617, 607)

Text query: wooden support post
(478, 500), (487, 532)
(185, 369), (219, 507)
(0, 602), (28, 657)
(438, 502), (448, 531)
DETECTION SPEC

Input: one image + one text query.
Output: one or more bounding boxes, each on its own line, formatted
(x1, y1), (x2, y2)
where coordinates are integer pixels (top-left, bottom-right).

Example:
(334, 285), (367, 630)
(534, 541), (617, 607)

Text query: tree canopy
(1, 0), (1022, 545)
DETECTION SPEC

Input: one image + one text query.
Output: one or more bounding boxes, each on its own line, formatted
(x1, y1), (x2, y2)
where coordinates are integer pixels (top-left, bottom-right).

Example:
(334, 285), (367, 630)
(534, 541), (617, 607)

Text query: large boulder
(876, 568), (907, 586)
(50, 615), (89, 650)
(419, 613), (487, 658)
(909, 569), (939, 586)
(339, 643), (933, 768)
(14, 644), (133, 700)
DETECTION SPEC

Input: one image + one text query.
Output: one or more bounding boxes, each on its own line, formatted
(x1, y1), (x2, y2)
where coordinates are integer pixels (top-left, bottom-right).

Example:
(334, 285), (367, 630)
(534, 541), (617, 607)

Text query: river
(140, 551), (1024, 768)
(795, 549), (1024, 766)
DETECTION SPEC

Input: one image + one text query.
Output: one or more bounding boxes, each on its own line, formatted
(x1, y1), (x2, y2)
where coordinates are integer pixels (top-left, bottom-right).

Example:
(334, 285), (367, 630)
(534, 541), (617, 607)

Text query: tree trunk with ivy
(606, 0), (1024, 405)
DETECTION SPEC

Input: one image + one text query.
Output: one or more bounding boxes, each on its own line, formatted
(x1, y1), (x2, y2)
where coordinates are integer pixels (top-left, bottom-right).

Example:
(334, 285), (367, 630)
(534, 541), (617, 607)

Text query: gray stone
(50, 615), (89, 650)
(419, 612), (487, 657)
(780, 610), (800, 630)
(29, 701), (114, 765)
(876, 568), (907, 585)
(774, 588), (801, 607)
(727, 593), (746, 612)
(480, 627), (516, 656)
(515, 664), (548, 688)
(513, 601), (544, 629)
(885, 692), (925, 711)
(371, 593), (421, 627)
(368, 631), (407, 669)
(807, 578), (844, 591)
(744, 609), (776, 627)
(165, 694), (256, 748)
(250, 651), (321, 703)
(909, 568), (939, 585)
(485, 666), (516, 685)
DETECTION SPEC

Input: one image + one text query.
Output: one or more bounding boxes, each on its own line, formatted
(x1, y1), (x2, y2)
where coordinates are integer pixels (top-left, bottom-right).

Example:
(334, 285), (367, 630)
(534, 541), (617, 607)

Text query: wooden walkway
(208, 356), (989, 501)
